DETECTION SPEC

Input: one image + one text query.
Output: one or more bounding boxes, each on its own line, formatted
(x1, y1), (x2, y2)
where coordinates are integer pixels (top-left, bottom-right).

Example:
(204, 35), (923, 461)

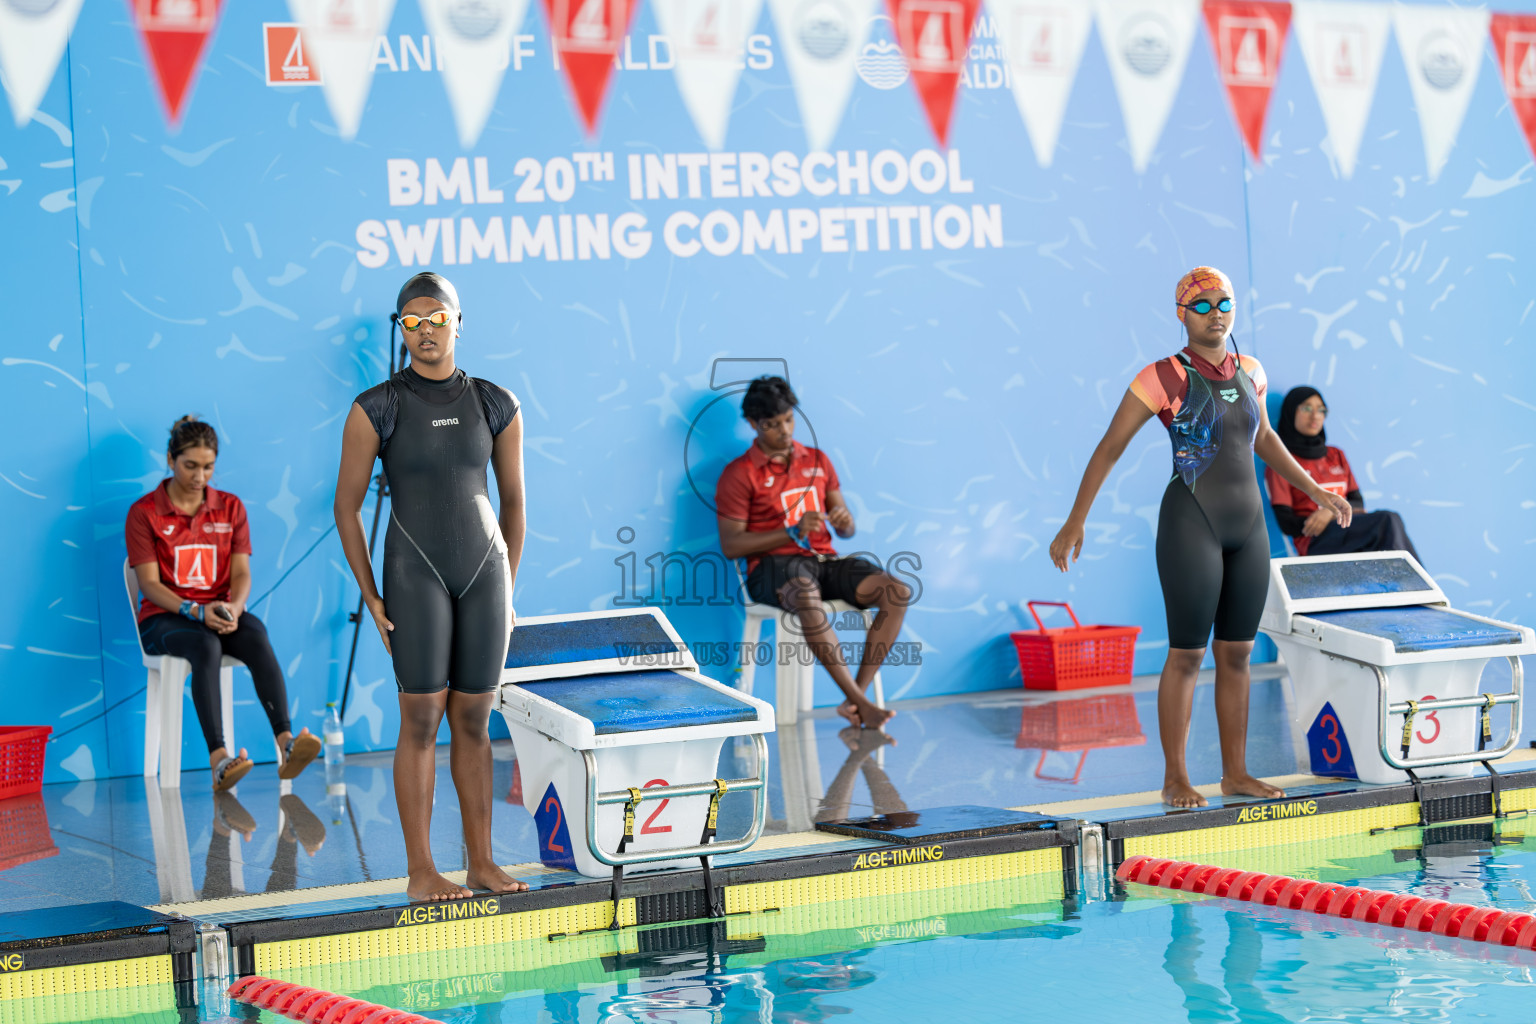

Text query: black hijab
(1278, 386), (1328, 460)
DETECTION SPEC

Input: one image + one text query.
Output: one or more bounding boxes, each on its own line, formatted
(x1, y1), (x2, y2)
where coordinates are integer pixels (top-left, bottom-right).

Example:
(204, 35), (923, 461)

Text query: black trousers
(1307, 509), (1420, 564)
(140, 612), (292, 753)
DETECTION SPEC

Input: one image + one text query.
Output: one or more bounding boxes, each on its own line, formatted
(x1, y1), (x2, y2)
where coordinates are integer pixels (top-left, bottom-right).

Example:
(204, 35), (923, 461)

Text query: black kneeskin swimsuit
(356, 367), (519, 693)
(1155, 352), (1268, 650)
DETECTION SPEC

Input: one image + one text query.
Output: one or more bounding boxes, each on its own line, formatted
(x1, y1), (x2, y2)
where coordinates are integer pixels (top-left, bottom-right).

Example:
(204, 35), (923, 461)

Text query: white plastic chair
(124, 558), (277, 786)
(732, 562), (885, 725)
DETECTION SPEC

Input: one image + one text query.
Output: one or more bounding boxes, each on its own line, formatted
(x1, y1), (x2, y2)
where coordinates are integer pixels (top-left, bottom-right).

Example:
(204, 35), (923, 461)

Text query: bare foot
(407, 870), (474, 902)
(466, 864), (530, 894)
(836, 701), (863, 728)
(1221, 775), (1285, 800)
(856, 702), (896, 731)
(1162, 781), (1208, 808)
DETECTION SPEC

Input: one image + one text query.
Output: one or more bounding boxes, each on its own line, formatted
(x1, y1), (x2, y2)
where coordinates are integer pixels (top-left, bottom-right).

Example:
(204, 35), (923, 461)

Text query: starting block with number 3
(498, 609), (775, 915)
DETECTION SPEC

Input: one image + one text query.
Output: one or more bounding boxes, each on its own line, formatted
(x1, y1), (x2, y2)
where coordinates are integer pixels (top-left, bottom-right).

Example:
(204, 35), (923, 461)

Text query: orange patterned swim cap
(1175, 266), (1234, 323)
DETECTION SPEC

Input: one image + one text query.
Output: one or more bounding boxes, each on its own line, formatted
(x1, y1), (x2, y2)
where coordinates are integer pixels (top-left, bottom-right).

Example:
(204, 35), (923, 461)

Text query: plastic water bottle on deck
(324, 702), (345, 767)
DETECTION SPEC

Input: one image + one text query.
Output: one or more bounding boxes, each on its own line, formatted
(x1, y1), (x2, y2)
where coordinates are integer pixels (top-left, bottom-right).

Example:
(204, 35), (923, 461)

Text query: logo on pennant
(1318, 23), (1365, 86)
(132, 0), (223, 125)
(1418, 30), (1467, 91)
(1491, 15), (1536, 161)
(653, 0), (764, 149)
(264, 23), (322, 85)
(544, 0), (636, 134)
(994, 1), (1092, 167)
(421, 0), (530, 148)
(887, 0), (980, 144)
(771, 0), (878, 149)
(1097, 0), (1202, 174)
(1121, 14), (1173, 76)
(1393, 5), (1489, 182)
(797, 0), (853, 60)
(288, 0), (397, 140)
(1292, 1), (1390, 180)
(1204, 2), (1291, 161)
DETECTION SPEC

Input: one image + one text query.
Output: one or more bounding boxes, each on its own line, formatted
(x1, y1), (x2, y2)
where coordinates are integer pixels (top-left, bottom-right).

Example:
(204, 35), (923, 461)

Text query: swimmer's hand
(366, 596), (394, 654)
(1049, 521), (1084, 572)
(1313, 490), (1353, 531)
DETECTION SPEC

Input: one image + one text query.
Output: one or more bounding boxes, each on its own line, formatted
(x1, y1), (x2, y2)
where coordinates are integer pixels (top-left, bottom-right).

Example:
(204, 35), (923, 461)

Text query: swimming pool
(194, 818), (1536, 1024)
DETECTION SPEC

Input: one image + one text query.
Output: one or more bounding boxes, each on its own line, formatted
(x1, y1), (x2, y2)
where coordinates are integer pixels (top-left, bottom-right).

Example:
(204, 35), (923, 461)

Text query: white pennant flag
(0, 0), (85, 127)
(1392, 4), (1489, 183)
(768, 0), (879, 151)
(1291, 1), (1390, 180)
(652, 0), (765, 150)
(419, 0), (532, 148)
(1095, 0), (1200, 174)
(989, 0), (1093, 168)
(288, 0), (398, 140)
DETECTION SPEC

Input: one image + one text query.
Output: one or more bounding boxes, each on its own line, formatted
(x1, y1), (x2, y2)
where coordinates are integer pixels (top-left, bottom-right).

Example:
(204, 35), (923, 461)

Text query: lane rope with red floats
(1116, 856), (1536, 949)
(229, 975), (440, 1024)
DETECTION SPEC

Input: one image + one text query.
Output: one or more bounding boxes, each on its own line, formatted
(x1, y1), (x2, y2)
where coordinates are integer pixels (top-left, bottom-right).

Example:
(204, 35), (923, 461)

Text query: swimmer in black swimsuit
(334, 272), (529, 900)
(1049, 267), (1352, 808)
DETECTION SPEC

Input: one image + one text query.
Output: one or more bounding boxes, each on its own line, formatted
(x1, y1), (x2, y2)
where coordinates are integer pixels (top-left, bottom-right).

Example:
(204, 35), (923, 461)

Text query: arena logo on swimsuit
(431, 418), (460, 427)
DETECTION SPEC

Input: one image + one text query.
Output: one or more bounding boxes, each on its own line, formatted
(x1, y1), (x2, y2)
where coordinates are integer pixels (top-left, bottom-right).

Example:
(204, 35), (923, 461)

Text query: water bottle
(323, 702), (345, 768)
(325, 758), (348, 824)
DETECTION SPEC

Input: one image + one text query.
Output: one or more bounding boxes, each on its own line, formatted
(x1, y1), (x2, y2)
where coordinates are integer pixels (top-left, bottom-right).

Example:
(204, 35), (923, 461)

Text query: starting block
(497, 609), (775, 918)
(1260, 552), (1533, 786)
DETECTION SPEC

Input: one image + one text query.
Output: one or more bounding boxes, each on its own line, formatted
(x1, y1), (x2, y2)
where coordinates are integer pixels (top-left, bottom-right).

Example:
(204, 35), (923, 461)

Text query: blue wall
(2, 1), (1532, 781)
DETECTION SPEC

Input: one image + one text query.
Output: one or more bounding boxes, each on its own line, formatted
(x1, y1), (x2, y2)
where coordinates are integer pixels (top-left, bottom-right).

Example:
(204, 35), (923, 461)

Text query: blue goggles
(1181, 298), (1233, 315)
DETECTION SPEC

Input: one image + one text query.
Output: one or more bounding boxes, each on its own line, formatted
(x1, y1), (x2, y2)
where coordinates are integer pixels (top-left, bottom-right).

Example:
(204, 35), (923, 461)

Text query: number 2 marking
(640, 777), (672, 834)
(544, 795), (565, 852)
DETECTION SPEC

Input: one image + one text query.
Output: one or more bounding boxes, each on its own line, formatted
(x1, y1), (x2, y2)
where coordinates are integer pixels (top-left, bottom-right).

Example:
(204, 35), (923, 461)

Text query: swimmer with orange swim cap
(1049, 267), (1353, 808)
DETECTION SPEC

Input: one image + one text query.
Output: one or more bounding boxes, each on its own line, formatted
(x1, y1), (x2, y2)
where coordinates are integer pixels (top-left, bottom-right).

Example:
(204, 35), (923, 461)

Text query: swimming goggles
(1180, 298), (1233, 315)
(398, 310), (454, 331)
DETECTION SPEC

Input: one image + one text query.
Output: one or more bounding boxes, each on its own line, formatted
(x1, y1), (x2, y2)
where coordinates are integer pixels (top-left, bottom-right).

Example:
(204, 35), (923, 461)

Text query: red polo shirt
(1266, 447), (1358, 556)
(125, 482), (251, 623)
(717, 441), (841, 572)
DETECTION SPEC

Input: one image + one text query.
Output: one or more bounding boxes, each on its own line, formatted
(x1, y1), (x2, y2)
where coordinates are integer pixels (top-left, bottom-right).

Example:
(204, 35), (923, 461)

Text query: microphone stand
(340, 318), (407, 718)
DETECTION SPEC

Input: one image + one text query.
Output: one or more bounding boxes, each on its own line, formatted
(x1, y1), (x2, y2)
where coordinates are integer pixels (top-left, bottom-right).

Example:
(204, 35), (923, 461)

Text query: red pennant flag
(1491, 14), (1536, 161)
(130, 0), (224, 126)
(1203, 0), (1291, 160)
(887, 0), (983, 146)
(543, 0), (639, 135)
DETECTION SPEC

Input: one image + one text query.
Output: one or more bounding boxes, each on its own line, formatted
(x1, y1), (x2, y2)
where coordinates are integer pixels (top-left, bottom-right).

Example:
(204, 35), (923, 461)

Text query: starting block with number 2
(497, 609), (775, 918)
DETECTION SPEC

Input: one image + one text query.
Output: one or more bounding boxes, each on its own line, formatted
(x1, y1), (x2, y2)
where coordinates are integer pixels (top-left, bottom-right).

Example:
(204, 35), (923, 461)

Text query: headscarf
(1278, 386), (1328, 460)
(395, 272), (460, 318)
(1174, 266), (1234, 323)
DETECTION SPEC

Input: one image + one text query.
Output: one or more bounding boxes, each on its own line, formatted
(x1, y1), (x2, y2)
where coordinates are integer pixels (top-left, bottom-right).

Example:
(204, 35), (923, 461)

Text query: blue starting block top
(1308, 606), (1524, 653)
(1281, 557), (1434, 600)
(516, 670), (759, 734)
(505, 614), (678, 669)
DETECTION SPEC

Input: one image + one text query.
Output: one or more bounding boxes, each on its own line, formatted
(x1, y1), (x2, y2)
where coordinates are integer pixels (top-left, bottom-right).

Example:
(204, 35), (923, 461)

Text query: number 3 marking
(1416, 694), (1441, 745)
(641, 777), (672, 834)
(1318, 713), (1342, 765)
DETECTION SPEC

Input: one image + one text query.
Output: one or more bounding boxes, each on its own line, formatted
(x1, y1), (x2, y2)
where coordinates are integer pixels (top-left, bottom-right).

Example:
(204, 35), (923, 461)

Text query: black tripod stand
(339, 320), (407, 718)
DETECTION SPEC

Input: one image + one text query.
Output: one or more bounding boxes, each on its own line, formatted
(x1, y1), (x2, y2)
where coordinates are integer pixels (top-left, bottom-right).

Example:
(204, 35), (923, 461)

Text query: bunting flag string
(1392, 4), (1490, 183)
(419, 0), (533, 149)
(0, 0), (85, 127)
(652, 0), (765, 150)
(1290, 0), (1391, 180)
(1490, 13), (1536, 161)
(1203, 0), (1291, 161)
(130, 0), (224, 126)
(888, 0), (984, 145)
(1096, 0), (1202, 174)
(767, 0), (879, 151)
(288, 0), (398, 141)
(542, 0), (638, 135)
(988, 0), (1093, 168)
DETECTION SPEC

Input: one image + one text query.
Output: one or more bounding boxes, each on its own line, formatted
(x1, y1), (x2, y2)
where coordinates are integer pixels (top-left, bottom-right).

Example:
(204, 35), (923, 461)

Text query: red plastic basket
(1010, 602), (1140, 691)
(0, 726), (51, 801)
(0, 794), (56, 871)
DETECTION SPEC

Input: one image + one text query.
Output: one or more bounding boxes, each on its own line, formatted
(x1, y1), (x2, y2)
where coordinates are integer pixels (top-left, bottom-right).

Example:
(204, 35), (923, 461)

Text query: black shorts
(746, 554), (883, 610)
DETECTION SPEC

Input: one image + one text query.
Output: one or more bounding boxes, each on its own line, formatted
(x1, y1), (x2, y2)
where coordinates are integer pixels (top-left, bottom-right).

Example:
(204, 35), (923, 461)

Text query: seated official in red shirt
(127, 416), (320, 791)
(1266, 386), (1420, 561)
(715, 377), (911, 730)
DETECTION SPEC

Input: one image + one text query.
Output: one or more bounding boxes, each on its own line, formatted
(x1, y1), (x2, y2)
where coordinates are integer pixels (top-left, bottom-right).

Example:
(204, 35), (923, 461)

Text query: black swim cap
(394, 272), (460, 317)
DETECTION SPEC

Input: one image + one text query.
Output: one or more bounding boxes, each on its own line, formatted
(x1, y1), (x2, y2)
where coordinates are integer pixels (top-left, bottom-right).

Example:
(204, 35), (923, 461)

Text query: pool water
(212, 820), (1536, 1024)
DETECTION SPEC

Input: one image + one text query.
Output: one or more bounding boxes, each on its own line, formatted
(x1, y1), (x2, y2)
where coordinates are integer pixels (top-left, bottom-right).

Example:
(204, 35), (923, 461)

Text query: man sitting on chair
(715, 377), (909, 730)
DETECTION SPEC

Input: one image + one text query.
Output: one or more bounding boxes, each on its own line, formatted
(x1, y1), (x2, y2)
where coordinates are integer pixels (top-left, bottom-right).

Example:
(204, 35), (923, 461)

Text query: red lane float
(1116, 856), (1536, 951)
(228, 976), (439, 1024)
